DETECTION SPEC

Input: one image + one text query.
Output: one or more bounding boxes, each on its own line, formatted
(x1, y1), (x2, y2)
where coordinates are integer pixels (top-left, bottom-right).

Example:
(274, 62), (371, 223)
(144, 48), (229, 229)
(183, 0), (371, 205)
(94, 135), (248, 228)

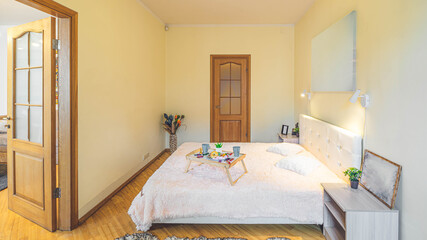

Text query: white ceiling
(138, 0), (315, 25)
(0, 0), (50, 25)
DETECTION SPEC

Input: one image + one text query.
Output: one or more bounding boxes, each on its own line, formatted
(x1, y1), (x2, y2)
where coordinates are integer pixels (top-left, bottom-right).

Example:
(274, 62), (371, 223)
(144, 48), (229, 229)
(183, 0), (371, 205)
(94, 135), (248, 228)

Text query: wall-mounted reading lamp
(349, 89), (370, 108)
(301, 90), (312, 101)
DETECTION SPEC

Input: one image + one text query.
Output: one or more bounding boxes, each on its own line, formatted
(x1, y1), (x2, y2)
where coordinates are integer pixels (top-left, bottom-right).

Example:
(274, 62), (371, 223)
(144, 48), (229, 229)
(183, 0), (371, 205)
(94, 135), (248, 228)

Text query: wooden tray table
(185, 148), (248, 186)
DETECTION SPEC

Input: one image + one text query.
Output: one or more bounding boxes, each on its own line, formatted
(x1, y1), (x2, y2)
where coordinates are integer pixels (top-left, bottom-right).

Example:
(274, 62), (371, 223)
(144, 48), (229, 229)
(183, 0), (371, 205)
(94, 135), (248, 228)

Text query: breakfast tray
(184, 148), (248, 186)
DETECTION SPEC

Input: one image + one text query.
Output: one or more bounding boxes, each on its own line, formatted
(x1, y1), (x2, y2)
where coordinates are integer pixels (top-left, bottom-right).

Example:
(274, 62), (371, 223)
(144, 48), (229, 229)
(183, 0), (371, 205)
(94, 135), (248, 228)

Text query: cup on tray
(233, 146), (240, 157)
(202, 144), (210, 155)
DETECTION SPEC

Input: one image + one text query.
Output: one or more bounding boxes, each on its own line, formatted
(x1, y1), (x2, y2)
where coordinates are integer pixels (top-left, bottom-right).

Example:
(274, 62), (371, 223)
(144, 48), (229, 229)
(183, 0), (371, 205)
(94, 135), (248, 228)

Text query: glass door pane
(230, 98), (241, 114)
(29, 107), (43, 144)
(230, 81), (241, 97)
(15, 33), (29, 68)
(230, 63), (241, 80)
(220, 63), (231, 80)
(29, 32), (43, 67)
(220, 98), (231, 115)
(15, 69), (28, 104)
(29, 68), (43, 105)
(15, 106), (29, 141)
(220, 80), (230, 97)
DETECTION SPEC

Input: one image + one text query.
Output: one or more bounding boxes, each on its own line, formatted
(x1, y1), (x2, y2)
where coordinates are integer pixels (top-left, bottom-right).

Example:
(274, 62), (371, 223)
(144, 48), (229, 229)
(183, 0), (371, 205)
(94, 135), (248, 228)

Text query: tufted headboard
(299, 114), (362, 181)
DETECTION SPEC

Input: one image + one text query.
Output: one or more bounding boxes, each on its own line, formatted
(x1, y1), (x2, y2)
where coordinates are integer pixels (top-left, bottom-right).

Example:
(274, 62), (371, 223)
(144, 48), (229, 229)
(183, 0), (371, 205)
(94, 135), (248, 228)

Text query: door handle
(4, 124), (10, 129)
(1, 116), (12, 120)
(215, 105), (221, 109)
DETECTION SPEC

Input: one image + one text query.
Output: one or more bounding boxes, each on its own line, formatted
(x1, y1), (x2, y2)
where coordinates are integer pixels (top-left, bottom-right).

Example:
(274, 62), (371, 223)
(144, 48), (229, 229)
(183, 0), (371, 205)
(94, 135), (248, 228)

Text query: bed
(128, 115), (362, 231)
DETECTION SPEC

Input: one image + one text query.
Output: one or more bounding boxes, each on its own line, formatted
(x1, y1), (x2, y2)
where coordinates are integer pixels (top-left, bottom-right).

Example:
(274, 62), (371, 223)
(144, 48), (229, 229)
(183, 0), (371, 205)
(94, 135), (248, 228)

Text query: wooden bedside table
(321, 183), (398, 240)
(278, 133), (299, 143)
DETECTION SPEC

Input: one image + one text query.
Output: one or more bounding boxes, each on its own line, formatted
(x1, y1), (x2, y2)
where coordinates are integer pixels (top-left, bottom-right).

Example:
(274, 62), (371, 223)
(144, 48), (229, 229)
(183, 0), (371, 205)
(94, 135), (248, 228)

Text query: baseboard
(78, 148), (169, 225)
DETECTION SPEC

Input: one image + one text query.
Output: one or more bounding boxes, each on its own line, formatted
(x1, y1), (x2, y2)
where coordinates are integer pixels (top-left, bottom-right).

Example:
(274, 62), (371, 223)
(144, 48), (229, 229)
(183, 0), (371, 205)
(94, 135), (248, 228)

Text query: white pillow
(267, 143), (305, 156)
(275, 155), (321, 176)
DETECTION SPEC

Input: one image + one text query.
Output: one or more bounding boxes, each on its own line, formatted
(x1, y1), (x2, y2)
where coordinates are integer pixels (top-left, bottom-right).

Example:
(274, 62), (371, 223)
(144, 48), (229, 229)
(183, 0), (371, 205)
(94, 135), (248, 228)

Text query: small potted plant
(292, 122), (300, 137)
(343, 167), (363, 189)
(215, 142), (223, 154)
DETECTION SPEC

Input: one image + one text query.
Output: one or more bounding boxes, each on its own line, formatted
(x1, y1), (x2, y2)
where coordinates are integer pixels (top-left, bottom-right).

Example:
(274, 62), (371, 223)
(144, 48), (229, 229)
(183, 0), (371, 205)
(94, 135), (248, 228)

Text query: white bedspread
(128, 142), (343, 231)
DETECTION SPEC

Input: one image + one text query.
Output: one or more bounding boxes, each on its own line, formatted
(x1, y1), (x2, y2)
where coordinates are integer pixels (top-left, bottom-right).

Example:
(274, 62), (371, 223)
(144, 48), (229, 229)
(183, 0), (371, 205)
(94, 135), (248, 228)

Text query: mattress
(128, 142), (343, 231)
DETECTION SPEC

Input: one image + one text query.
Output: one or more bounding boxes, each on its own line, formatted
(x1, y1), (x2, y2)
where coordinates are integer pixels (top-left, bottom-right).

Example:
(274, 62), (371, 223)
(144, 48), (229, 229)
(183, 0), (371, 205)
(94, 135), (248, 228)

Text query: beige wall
(294, 0), (427, 238)
(55, 0), (166, 218)
(165, 26), (295, 145)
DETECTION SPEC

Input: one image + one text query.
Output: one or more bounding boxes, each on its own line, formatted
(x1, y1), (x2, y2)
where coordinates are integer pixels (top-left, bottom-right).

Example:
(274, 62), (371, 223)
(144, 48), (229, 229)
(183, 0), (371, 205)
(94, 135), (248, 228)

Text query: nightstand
(278, 133), (299, 144)
(321, 183), (399, 240)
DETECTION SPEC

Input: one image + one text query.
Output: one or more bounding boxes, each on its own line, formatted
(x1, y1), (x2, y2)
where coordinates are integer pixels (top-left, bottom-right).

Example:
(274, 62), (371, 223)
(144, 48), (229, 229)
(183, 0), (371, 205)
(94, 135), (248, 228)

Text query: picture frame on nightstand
(281, 125), (289, 135)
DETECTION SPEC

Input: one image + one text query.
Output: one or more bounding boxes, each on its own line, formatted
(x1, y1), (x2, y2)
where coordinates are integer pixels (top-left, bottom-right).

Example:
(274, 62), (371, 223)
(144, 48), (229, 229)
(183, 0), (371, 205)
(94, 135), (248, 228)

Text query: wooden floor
(0, 152), (325, 240)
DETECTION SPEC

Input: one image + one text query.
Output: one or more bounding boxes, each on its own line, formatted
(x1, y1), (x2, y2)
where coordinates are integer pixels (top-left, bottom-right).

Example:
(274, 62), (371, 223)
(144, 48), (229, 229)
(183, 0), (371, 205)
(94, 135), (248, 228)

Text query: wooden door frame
(16, 0), (78, 230)
(210, 54), (251, 142)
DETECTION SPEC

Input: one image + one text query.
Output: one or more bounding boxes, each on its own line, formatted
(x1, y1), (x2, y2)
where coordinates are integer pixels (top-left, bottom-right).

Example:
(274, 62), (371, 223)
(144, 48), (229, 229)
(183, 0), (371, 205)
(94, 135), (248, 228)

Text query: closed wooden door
(6, 17), (57, 231)
(211, 55), (250, 142)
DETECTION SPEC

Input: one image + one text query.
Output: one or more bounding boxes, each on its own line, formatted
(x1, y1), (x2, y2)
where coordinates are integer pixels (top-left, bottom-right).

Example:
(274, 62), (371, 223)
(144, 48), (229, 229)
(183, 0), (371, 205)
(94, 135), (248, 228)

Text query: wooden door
(6, 17), (57, 231)
(211, 55), (250, 142)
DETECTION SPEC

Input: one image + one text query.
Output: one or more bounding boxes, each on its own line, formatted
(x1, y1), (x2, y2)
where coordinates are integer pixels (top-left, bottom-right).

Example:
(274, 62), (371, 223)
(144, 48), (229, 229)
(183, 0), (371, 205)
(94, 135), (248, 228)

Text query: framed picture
(360, 150), (402, 209)
(281, 125), (289, 135)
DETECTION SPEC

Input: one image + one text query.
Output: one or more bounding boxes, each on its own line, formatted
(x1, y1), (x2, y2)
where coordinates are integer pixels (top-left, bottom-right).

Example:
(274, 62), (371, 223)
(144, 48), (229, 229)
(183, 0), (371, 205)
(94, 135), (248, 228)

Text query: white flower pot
(216, 147), (222, 153)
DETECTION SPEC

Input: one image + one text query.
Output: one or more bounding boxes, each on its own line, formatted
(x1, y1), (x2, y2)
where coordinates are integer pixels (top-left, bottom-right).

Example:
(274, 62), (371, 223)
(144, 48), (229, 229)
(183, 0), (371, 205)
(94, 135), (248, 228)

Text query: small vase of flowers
(215, 142), (223, 154)
(163, 114), (185, 153)
(343, 167), (362, 189)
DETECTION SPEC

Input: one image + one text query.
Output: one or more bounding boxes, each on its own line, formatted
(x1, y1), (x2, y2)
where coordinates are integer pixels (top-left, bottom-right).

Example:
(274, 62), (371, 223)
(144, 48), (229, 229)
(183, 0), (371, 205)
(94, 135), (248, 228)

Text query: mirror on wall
(311, 11), (357, 92)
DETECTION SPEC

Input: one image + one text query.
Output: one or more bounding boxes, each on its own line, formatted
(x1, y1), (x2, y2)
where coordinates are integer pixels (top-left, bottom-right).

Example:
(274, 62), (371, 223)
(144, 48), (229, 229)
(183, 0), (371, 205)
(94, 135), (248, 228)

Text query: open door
(6, 17), (57, 231)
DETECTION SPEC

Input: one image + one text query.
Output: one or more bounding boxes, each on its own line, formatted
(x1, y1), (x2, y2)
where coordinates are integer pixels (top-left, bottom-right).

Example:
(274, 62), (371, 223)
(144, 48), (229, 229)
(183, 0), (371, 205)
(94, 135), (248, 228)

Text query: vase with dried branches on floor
(163, 114), (185, 153)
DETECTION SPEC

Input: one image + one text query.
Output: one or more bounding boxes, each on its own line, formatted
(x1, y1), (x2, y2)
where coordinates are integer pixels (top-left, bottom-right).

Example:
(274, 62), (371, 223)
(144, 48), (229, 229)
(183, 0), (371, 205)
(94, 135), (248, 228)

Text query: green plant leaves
(343, 167), (362, 181)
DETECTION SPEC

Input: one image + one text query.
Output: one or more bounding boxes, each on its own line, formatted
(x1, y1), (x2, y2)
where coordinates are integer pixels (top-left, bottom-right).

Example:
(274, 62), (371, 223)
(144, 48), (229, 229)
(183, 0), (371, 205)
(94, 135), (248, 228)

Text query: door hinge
(54, 188), (61, 198)
(52, 39), (60, 50)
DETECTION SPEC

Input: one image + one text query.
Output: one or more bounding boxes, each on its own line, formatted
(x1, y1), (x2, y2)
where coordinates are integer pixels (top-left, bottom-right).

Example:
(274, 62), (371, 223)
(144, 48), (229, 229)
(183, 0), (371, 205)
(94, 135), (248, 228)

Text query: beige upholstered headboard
(299, 114), (362, 181)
